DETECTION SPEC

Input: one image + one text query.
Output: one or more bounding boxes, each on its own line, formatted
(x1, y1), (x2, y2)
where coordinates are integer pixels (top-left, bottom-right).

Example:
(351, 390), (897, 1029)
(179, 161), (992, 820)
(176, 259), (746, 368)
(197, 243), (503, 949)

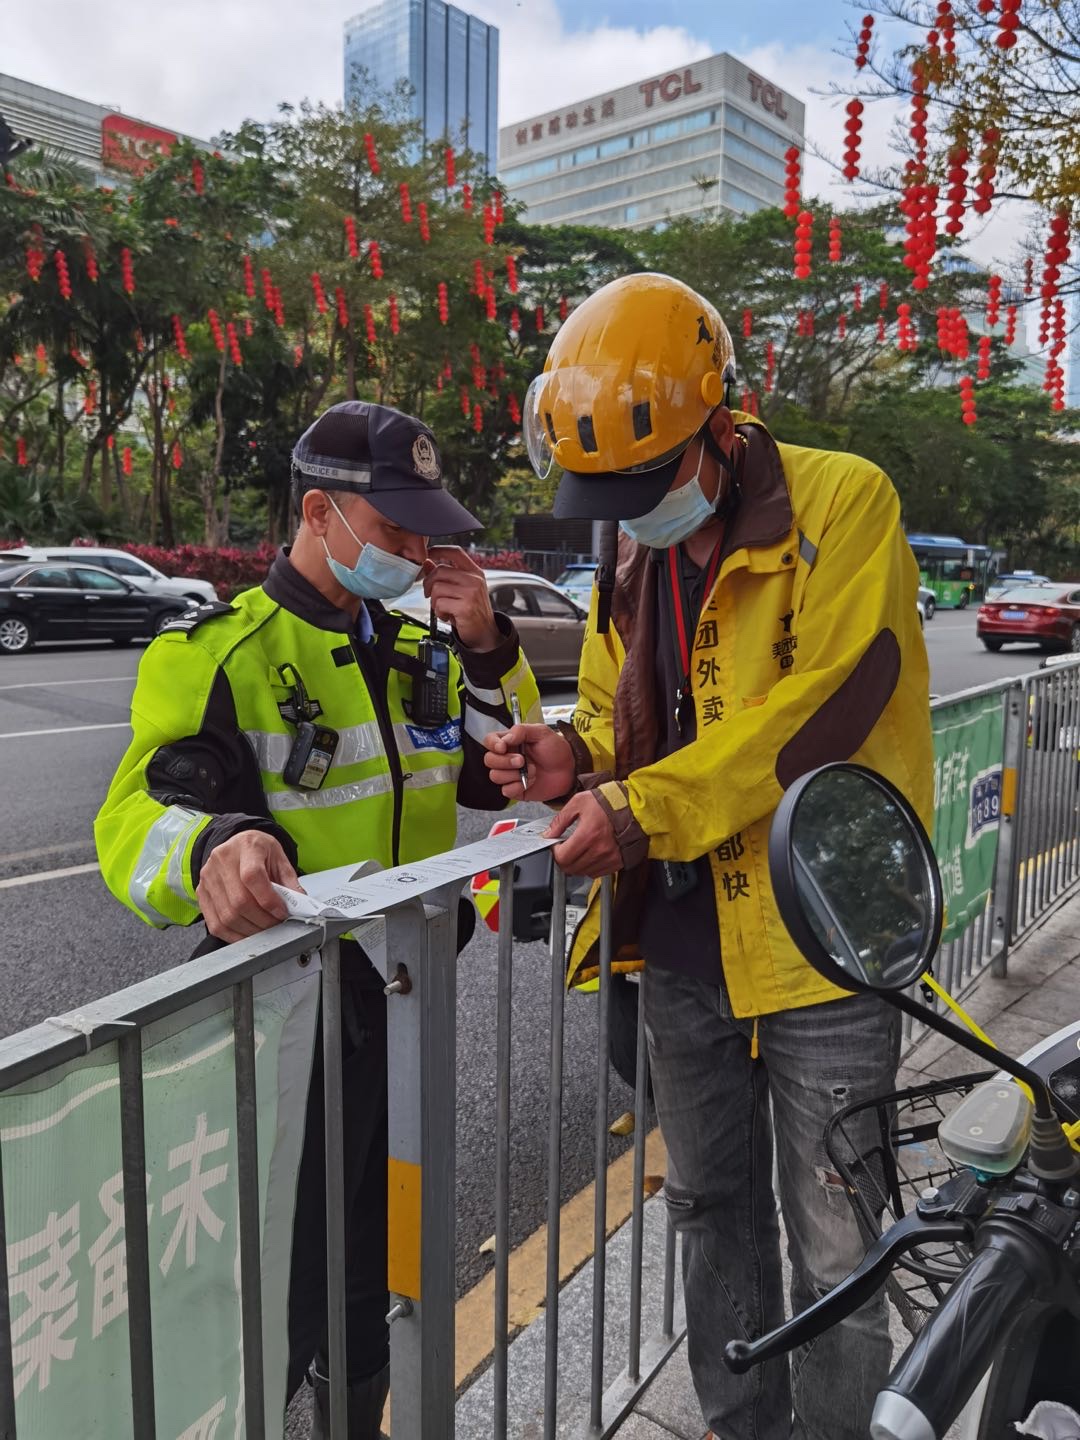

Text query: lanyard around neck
(665, 541), (722, 731)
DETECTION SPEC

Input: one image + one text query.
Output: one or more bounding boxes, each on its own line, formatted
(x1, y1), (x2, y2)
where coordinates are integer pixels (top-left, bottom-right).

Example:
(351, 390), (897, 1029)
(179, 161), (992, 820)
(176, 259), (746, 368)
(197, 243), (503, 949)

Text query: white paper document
(272, 818), (557, 924)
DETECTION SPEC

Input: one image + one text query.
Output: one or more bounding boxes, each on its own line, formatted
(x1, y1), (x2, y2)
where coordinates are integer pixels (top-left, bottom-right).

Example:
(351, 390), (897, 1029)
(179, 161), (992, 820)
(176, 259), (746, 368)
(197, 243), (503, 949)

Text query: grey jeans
(643, 964), (900, 1440)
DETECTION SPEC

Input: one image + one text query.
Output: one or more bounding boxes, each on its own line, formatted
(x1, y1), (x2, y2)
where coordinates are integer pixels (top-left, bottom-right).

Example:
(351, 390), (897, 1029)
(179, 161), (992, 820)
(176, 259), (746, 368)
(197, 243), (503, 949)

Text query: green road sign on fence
(1, 956), (319, 1440)
(932, 693), (1005, 944)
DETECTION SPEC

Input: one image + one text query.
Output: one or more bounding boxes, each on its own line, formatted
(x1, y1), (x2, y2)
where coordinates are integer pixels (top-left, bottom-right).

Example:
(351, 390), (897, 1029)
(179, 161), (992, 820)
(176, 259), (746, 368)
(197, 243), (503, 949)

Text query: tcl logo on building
(101, 115), (177, 176)
(747, 71), (789, 120)
(639, 69), (703, 107)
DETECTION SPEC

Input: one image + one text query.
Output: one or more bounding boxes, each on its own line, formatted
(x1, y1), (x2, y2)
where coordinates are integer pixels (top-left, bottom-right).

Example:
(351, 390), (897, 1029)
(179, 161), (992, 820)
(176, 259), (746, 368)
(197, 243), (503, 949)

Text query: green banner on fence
(932, 693), (1005, 943)
(1, 956), (319, 1440)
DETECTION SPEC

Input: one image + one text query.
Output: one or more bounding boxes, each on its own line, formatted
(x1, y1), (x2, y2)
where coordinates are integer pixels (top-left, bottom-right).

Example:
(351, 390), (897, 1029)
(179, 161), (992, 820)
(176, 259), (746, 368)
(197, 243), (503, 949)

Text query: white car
(394, 569), (586, 679)
(553, 562), (597, 610)
(0, 546), (217, 604)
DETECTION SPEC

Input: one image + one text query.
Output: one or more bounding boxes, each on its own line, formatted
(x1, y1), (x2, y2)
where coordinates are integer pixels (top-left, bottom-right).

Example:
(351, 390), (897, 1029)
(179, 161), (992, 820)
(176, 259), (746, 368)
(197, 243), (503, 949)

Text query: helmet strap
(701, 426), (742, 524)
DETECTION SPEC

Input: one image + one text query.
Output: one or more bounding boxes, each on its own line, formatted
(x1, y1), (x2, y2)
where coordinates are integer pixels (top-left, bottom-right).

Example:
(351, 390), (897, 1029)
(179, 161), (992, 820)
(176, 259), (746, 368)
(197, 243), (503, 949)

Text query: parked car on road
(977, 583), (1080, 654)
(395, 569), (587, 679)
(0, 546), (217, 604)
(553, 562), (596, 610)
(985, 571), (1052, 600)
(917, 584), (936, 620)
(0, 562), (190, 655)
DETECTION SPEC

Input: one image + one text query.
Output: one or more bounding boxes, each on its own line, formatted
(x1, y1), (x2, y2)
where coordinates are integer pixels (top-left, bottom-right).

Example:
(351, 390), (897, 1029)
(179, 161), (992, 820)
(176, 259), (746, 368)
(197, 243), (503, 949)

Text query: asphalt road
(0, 607), (1054, 1305)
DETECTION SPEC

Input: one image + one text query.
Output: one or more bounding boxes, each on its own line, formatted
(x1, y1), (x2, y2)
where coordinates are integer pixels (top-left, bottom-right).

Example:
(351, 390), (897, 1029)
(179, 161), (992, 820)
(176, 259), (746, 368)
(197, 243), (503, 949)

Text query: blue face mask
(322, 496), (423, 600)
(619, 439), (717, 549)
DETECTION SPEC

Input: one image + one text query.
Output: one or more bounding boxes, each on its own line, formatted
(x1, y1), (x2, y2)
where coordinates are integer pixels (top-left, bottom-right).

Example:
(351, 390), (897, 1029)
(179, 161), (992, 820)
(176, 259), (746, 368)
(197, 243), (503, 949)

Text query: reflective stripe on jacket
(564, 416), (933, 1018)
(95, 554), (541, 928)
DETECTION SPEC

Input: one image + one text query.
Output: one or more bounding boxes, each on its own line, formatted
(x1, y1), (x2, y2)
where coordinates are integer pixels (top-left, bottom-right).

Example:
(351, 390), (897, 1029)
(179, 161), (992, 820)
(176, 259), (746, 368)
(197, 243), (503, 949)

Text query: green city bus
(906, 533), (998, 608)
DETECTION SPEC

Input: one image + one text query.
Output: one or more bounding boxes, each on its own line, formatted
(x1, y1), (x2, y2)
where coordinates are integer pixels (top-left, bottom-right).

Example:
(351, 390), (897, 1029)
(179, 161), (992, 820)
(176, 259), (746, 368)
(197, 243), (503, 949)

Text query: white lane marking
(0, 722), (130, 739)
(0, 675), (133, 692)
(0, 841), (96, 865)
(0, 862), (101, 890)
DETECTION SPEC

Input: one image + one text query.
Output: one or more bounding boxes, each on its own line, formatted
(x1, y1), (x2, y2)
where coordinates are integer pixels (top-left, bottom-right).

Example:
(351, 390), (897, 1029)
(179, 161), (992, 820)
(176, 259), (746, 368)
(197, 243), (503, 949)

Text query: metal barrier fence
(3, 663), (1080, 1438)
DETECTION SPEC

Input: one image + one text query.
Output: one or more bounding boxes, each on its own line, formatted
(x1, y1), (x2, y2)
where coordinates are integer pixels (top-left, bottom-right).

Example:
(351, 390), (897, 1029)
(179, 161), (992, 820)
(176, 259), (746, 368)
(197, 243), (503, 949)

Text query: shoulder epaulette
(158, 600), (236, 636)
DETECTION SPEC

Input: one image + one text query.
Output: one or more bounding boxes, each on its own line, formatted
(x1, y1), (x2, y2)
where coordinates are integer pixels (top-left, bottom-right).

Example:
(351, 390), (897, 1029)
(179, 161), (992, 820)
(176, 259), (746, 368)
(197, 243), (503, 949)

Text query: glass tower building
(344, 0), (498, 169)
(498, 53), (804, 231)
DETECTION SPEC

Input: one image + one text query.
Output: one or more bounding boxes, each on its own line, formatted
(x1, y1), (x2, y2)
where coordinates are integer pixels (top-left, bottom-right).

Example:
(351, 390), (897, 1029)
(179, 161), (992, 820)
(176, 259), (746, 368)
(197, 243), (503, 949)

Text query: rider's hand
(196, 831), (302, 944)
(482, 723), (577, 802)
(544, 790), (623, 876)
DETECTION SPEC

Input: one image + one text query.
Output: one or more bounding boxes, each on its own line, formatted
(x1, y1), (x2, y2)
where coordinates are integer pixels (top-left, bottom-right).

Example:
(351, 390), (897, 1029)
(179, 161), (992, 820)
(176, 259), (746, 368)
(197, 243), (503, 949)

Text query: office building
(497, 52), (804, 231)
(0, 72), (206, 187)
(344, 0), (498, 168)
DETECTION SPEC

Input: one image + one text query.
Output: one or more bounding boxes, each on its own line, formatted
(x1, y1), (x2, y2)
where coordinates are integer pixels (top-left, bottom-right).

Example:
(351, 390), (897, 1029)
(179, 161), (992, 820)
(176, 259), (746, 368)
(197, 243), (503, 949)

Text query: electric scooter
(721, 762), (1080, 1440)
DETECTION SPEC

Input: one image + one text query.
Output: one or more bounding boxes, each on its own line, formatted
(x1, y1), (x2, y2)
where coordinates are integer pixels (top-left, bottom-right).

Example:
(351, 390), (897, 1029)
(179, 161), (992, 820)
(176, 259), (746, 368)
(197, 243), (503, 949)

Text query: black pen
(510, 693), (529, 790)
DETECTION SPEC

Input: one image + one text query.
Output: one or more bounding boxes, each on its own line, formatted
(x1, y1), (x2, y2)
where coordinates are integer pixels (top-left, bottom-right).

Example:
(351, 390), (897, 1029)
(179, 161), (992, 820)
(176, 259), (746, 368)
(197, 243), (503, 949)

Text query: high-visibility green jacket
(561, 416), (934, 1017)
(95, 551), (541, 929)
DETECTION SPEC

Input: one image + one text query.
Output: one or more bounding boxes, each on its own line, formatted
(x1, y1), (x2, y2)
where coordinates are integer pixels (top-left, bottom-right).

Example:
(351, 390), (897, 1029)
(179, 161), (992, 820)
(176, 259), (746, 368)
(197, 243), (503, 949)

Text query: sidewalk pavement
(457, 893), (1080, 1439)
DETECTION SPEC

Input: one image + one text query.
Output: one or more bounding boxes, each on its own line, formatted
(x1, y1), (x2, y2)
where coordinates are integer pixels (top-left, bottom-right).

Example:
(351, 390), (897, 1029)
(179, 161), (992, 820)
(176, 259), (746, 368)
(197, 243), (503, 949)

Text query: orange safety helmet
(524, 273), (736, 520)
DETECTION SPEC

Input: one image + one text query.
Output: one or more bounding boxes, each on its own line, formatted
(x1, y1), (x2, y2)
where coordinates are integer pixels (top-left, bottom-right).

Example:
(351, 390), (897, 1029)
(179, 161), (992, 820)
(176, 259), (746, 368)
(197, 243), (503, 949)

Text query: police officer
(96, 400), (541, 1437)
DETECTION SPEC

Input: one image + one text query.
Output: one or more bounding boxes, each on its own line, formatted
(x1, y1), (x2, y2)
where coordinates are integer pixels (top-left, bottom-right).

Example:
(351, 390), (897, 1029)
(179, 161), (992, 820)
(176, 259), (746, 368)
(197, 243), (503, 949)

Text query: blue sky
(557, 0), (851, 53)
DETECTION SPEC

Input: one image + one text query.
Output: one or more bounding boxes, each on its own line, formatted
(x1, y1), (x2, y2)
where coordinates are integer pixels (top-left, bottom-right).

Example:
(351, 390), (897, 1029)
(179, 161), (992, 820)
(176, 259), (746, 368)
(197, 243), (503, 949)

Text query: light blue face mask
(619, 439), (717, 549)
(322, 496), (423, 600)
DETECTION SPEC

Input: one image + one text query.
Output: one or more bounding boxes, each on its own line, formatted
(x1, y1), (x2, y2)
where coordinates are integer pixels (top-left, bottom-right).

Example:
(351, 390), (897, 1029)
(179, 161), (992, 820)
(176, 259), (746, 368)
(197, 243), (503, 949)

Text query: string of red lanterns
(172, 314), (190, 359)
(854, 12), (874, 68)
(207, 309), (226, 352)
(462, 183), (474, 213)
(483, 203), (495, 246)
(399, 183), (413, 225)
(365, 304), (377, 345)
(344, 216), (359, 258)
(996, 0), (1021, 49)
(764, 339), (775, 391)
(985, 274), (1002, 327)
(843, 101), (863, 180)
(959, 373), (977, 424)
(742, 308), (753, 338)
(1004, 304), (1018, 345)
(335, 287), (349, 329)
(973, 129), (1000, 214)
(793, 210), (814, 279)
(783, 148), (801, 217)
(828, 216), (842, 261)
(243, 254), (256, 300)
(226, 321), (243, 367)
(311, 272), (328, 314)
(437, 282), (449, 325)
(191, 159), (205, 196)
(120, 247), (136, 295)
(418, 202), (431, 244)
(83, 238), (98, 283)
(445, 145), (456, 189)
(53, 249), (72, 301)
(363, 133), (381, 175)
(388, 293), (400, 335)
(944, 139), (969, 236)
(977, 333), (992, 379)
(369, 240), (384, 280)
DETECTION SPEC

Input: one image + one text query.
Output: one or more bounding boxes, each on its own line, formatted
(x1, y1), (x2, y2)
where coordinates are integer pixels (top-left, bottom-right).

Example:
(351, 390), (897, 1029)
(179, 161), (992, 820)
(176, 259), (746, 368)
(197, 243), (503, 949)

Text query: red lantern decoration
(437, 282), (449, 325)
(793, 210), (813, 279)
(855, 12), (874, 68)
(25, 225), (45, 282)
(53, 249), (72, 301)
(483, 203), (495, 245)
(243, 254), (256, 300)
(853, 283), (862, 312)
(976, 334), (992, 379)
(937, 1), (957, 63)
(363, 132), (381, 175)
(536, 305), (545, 332)
(473, 259), (486, 298)
(445, 145), (456, 189)
(473, 403), (483, 434)
(226, 321), (243, 367)
(15, 437), (27, 467)
(1004, 304), (1018, 345)
(494, 191), (504, 225)
(207, 309), (226, 352)
(486, 285), (498, 322)
(294, 344), (304, 368)
(335, 288), (349, 329)
(83, 378), (97, 416)
(311, 272), (328, 314)
(273, 287), (285, 328)
(388, 292), (400, 335)
(973, 128), (1000, 215)
(996, 0), (1020, 49)
(122, 446), (133, 476)
(842, 101), (863, 181)
(837, 311), (848, 340)
(34, 342), (47, 374)
(191, 159), (205, 196)
(120, 247), (135, 295)
(1052, 297), (1067, 359)
(510, 307), (521, 334)
(460, 386), (470, 418)
(505, 256), (520, 295)
(1024, 257), (1034, 296)
(462, 182), (473, 214)
(985, 274), (1003, 327)
(365, 304), (377, 345)
(764, 339), (775, 393)
(172, 441), (183, 469)
(896, 301), (916, 352)
(83, 238), (99, 283)
(418, 202), (431, 244)
(876, 316), (887, 343)
(828, 216), (842, 262)
(959, 373), (977, 425)
(399, 183), (413, 224)
(369, 240), (384, 280)
(559, 295), (569, 322)
(244, 317), (253, 338)
(1041, 208), (1071, 309)
(783, 147), (801, 218)
(344, 215), (359, 258)
(944, 140), (970, 237)
(171, 314), (190, 360)
(508, 392), (521, 426)
(742, 308), (753, 338)
(261, 267), (274, 311)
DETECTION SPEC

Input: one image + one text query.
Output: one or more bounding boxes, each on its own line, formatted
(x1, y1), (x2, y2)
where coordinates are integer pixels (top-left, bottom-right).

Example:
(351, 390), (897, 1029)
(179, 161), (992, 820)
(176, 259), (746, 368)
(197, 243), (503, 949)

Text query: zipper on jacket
(351, 634), (405, 867)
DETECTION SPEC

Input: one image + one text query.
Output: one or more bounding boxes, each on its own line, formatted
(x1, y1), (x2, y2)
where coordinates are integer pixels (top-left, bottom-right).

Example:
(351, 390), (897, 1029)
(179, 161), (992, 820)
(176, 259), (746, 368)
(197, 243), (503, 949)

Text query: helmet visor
(523, 364), (704, 481)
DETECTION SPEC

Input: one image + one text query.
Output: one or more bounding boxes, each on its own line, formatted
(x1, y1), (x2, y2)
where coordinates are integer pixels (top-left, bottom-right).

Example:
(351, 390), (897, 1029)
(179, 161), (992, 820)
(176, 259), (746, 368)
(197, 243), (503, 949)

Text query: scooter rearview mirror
(768, 764), (941, 996)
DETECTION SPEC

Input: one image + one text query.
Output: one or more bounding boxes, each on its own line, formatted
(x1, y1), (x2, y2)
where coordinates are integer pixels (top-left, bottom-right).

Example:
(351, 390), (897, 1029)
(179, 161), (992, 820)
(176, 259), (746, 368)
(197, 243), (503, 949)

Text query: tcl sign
(101, 115), (178, 176)
(747, 71), (789, 121)
(639, 68), (702, 108)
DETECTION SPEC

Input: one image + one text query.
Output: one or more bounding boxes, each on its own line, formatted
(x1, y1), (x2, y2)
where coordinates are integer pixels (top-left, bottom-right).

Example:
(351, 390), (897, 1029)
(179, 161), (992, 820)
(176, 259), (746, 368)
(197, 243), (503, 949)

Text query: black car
(0, 562), (190, 654)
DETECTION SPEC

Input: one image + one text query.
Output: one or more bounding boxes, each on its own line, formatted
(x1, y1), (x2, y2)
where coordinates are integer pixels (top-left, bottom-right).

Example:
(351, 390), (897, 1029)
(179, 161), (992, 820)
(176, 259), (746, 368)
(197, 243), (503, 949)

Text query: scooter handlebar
(871, 1233), (1043, 1440)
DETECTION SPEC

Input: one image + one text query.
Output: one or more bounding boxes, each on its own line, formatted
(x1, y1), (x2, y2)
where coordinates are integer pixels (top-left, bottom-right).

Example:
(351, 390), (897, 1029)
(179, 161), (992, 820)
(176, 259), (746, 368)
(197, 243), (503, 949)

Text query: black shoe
(309, 1357), (390, 1439)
